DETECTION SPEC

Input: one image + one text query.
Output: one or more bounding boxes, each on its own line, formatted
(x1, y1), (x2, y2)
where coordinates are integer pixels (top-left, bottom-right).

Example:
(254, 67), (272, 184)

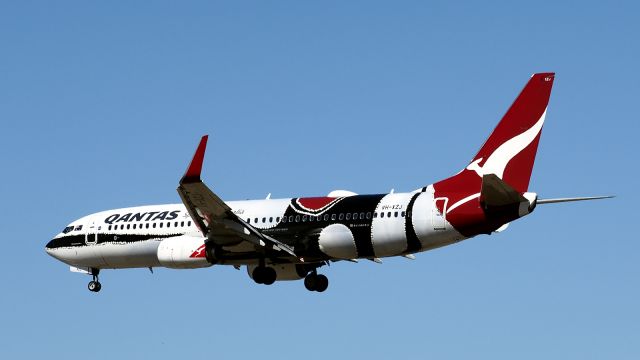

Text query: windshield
(62, 226), (75, 234)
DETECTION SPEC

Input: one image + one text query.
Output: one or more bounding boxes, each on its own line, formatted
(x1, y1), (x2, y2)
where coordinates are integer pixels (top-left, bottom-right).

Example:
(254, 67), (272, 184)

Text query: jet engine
(246, 263), (307, 281)
(157, 235), (212, 269)
(317, 223), (357, 259)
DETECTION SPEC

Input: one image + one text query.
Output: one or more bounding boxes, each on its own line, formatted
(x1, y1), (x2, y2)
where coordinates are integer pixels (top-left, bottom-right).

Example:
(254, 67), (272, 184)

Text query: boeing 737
(45, 72), (611, 293)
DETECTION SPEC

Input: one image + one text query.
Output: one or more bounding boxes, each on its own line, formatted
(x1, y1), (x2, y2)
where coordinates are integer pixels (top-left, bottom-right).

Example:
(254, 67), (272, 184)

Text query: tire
(314, 275), (328, 292)
(88, 281), (98, 292)
(304, 274), (318, 291)
(252, 267), (265, 284)
(262, 267), (276, 285)
(94, 282), (102, 292)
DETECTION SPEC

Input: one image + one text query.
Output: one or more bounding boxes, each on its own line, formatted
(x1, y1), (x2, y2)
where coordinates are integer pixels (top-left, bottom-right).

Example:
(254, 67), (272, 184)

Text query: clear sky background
(1, 1), (638, 359)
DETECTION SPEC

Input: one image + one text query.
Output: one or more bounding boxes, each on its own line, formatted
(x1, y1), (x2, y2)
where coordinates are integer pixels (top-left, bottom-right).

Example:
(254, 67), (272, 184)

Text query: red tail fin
(433, 73), (555, 236)
(469, 72), (554, 192)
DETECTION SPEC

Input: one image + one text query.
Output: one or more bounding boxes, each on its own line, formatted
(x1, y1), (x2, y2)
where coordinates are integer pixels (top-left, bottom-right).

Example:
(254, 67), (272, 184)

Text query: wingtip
(181, 135), (209, 183)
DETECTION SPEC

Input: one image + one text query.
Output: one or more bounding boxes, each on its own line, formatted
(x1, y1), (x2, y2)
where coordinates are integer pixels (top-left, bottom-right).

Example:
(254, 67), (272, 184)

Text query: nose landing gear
(87, 268), (102, 292)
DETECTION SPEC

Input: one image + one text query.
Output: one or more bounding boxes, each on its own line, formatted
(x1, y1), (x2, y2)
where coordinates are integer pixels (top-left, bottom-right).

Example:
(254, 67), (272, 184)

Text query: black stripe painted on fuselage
(404, 193), (423, 253)
(46, 233), (182, 249)
(275, 194), (386, 258)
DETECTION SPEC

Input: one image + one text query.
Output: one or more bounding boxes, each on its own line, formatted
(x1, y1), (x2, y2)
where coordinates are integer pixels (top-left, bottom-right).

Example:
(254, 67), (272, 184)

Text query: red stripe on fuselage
(297, 197), (337, 211)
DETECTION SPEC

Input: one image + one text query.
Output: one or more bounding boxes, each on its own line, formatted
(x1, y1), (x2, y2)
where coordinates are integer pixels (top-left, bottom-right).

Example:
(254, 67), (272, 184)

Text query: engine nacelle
(246, 264), (306, 281)
(317, 223), (357, 259)
(157, 235), (212, 269)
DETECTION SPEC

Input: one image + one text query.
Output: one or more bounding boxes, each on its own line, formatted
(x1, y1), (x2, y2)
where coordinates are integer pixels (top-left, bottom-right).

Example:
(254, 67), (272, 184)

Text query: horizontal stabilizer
(480, 174), (527, 209)
(537, 196), (614, 204)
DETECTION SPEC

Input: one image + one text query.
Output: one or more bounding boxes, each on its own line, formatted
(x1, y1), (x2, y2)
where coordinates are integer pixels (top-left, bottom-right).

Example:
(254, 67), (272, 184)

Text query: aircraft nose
(45, 238), (61, 258)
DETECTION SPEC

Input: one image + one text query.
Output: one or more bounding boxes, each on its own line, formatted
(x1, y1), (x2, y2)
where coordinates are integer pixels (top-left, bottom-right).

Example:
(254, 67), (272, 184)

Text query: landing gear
(88, 280), (101, 292)
(304, 272), (329, 292)
(252, 266), (277, 285)
(88, 268), (102, 292)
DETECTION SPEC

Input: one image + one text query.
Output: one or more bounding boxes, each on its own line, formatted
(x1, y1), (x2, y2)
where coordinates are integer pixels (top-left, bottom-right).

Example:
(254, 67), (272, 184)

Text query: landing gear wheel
(304, 273), (318, 291)
(252, 267), (265, 284)
(262, 267), (276, 285)
(253, 266), (277, 285)
(88, 280), (101, 292)
(314, 274), (328, 292)
(304, 273), (329, 292)
(88, 269), (102, 292)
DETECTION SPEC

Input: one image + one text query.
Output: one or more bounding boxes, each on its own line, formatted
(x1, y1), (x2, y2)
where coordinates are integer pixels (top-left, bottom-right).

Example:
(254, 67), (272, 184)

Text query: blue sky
(1, 1), (638, 359)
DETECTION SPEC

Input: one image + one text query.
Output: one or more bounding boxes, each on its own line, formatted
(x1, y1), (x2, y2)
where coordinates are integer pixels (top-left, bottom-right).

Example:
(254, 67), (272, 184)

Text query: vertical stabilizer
(432, 73), (555, 236)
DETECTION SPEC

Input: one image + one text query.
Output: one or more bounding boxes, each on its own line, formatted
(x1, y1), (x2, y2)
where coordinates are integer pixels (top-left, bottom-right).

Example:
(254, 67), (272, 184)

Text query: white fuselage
(46, 186), (465, 270)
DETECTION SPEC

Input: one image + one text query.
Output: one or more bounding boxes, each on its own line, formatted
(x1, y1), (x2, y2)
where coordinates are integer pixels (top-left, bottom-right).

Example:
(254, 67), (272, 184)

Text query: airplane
(45, 72), (612, 293)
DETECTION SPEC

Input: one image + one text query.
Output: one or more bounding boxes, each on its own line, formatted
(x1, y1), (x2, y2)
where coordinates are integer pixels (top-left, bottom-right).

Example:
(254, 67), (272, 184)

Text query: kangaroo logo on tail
(466, 109), (547, 179)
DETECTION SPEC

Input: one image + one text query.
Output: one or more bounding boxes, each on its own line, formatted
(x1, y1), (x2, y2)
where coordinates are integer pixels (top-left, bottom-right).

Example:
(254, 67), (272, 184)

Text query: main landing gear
(87, 268), (102, 292)
(252, 266), (277, 285)
(304, 271), (328, 292)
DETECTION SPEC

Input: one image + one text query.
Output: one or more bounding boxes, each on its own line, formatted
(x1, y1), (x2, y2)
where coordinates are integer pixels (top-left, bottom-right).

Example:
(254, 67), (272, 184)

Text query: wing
(177, 135), (297, 258)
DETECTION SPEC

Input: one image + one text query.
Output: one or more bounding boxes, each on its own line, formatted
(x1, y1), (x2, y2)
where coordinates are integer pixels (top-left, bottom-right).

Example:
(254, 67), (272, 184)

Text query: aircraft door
(85, 219), (98, 245)
(432, 197), (448, 230)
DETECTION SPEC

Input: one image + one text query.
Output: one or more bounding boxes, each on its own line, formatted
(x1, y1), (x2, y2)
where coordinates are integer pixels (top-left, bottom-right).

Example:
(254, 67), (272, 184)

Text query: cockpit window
(75, 225), (83, 231)
(62, 226), (74, 234)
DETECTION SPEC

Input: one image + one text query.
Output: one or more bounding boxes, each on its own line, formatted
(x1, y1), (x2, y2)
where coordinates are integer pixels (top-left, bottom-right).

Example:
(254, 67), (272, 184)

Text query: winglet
(181, 135), (208, 183)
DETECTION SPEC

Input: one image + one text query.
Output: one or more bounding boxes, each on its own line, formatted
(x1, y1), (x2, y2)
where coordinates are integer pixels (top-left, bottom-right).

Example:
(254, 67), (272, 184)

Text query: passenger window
(388, 212), (392, 218)
(302, 215), (307, 222)
(262, 217), (266, 223)
(339, 214), (344, 220)
(394, 212), (398, 217)
(276, 217), (280, 222)
(346, 213), (351, 220)
(167, 222), (171, 228)
(146, 223), (150, 229)
(366, 212), (371, 219)
(153, 223), (156, 228)
(269, 217), (273, 223)
(401, 211), (406, 217)
(295, 215), (300, 222)
(108, 225), (112, 231)
(133, 224), (137, 229)
(247, 218), (250, 224)
(380, 212), (384, 218)
(255, 218), (258, 223)
(188, 221), (192, 226)
(181, 221), (185, 227)
(374, 212), (378, 218)
(331, 214), (336, 221)
(126, 224), (130, 230)
(159, 223), (163, 228)
(324, 214), (329, 221)
(282, 217), (287, 223)
(359, 212), (364, 219)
